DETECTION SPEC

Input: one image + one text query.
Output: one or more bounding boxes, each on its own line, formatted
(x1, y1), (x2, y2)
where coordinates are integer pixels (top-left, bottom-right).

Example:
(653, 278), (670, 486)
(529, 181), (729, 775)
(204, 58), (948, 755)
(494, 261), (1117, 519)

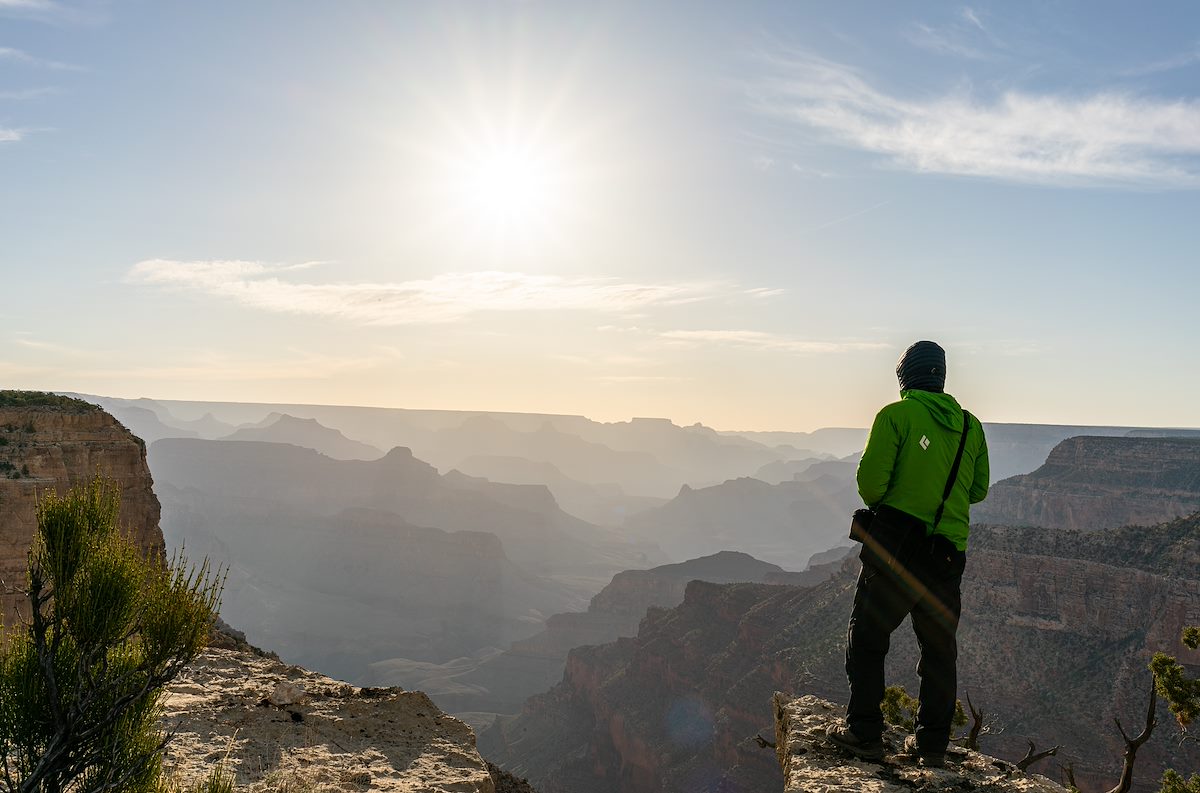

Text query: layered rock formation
(222, 413), (385, 460)
(974, 436), (1200, 529)
(773, 695), (1068, 793)
(163, 647), (499, 793)
(150, 440), (659, 580)
(452, 454), (665, 526)
(486, 516), (1200, 793)
(369, 552), (789, 715)
(0, 392), (164, 622)
(149, 438), (664, 682)
(623, 475), (860, 570)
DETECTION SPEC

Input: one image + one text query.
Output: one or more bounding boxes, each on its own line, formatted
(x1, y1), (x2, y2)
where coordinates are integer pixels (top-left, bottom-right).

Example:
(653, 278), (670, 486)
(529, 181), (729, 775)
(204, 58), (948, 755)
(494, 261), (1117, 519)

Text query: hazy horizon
(5, 2), (1200, 431)
(66, 389), (1200, 435)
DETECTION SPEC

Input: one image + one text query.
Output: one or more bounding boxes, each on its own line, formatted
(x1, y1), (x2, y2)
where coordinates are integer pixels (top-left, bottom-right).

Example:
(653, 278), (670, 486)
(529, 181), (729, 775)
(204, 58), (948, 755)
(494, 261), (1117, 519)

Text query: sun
(455, 143), (561, 234)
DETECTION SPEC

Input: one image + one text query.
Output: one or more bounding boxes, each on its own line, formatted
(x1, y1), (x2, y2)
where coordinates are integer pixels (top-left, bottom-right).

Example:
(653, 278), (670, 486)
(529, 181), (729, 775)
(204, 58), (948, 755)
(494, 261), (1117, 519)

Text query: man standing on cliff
(828, 340), (989, 768)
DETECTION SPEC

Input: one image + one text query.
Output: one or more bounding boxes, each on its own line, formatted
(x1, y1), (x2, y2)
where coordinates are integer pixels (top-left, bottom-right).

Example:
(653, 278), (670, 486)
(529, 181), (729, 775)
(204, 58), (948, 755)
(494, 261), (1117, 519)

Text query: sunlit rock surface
(773, 695), (1068, 793)
(163, 648), (497, 793)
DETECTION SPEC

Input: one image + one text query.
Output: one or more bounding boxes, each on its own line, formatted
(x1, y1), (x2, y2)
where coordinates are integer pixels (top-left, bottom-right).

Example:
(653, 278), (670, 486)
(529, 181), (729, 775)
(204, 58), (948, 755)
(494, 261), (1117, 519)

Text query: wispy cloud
(755, 53), (1200, 187)
(906, 23), (986, 60)
(0, 0), (84, 24)
(0, 46), (82, 71)
(595, 374), (687, 384)
(660, 329), (887, 355)
(0, 128), (23, 143)
(0, 87), (56, 100)
(1120, 43), (1200, 77)
(960, 7), (986, 32)
(127, 260), (721, 325)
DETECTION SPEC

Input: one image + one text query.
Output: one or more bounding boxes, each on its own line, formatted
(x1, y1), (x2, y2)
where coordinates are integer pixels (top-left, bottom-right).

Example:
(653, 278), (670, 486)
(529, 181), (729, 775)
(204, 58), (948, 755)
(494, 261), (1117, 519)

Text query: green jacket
(856, 390), (989, 551)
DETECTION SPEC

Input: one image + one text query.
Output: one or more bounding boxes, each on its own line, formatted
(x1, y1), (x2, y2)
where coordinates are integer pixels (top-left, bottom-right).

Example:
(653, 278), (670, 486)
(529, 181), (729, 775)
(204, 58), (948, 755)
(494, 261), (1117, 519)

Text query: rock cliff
(0, 392), (163, 623)
(163, 647), (500, 793)
(973, 436), (1200, 530)
(773, 695), (1068, 793)
(623, 475), (860, 571)
(378, 552), (789, 715)
(486, 516), (1200, 793)
(221, 413), (385, 460)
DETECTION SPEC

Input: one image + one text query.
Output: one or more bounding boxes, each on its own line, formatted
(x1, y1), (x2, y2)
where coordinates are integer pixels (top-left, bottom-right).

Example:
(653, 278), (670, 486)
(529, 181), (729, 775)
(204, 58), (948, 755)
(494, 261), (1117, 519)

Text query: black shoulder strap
(932, 410), (971, 529)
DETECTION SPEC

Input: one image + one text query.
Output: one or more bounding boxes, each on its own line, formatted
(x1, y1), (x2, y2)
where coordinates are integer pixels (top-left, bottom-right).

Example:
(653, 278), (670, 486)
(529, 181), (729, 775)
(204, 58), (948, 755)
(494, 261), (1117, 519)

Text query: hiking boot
(900, 735), (946, 768)
(826, 724), (885, 761)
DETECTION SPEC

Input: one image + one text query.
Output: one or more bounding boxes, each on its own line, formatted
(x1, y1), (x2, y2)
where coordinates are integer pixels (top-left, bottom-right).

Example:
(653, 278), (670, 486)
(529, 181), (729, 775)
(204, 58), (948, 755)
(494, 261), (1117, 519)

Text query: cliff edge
(163, 648), (499, 793)
(773, 694), (1068, 793)
(0, 392), (163, 623)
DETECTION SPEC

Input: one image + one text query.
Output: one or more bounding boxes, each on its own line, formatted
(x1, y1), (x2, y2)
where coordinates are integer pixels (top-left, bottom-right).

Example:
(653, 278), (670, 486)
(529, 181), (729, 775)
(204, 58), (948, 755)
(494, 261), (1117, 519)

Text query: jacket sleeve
(856, 408), (898, 508)
(968, 420), (990, 504)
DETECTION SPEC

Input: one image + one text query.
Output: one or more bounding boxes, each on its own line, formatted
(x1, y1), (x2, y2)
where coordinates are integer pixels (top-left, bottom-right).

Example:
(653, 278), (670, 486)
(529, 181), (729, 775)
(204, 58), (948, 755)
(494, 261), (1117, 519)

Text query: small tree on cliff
(0, 475), (223, 793)
(1102, 627), (1200, 793)
(1149, 627), (1200, 793)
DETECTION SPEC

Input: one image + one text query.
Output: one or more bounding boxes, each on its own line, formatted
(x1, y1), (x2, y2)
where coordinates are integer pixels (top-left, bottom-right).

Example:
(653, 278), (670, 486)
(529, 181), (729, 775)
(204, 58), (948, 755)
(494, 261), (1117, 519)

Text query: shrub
(0, 475), (224, 793)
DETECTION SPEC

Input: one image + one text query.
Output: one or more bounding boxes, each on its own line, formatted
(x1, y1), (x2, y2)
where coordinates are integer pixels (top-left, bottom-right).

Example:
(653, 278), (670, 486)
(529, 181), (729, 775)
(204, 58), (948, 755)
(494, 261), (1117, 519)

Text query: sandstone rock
(974, 436), (1200, 530)
(0, 396), (164, 624)
(163, 648), (496, 793)
(488, 516), (1200, 793)
(267, 681), (306, 706)
(773, 694), (1068, 793)
(392, 551), (791, 714)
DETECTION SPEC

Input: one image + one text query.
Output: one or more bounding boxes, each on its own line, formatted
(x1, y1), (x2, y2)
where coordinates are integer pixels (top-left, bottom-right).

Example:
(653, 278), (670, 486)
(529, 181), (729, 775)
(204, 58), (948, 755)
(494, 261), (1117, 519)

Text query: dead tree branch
(1105, 681), (1158, 793)
(1061, 762), (1079, 791)
(1016, 739), (1060, 771)
(966, 691), (984, 751)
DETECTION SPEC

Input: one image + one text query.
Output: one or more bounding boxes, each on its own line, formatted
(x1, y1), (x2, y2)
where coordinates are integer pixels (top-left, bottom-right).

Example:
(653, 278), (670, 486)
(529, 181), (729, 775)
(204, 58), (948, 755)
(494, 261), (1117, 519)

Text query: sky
(3, 1), (1199, 431)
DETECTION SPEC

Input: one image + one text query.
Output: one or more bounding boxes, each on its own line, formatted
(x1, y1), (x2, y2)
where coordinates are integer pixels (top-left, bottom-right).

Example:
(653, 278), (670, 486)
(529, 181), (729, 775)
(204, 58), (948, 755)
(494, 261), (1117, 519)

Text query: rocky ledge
(163, 647), (505, 793)
(773, 695), (1068, 793)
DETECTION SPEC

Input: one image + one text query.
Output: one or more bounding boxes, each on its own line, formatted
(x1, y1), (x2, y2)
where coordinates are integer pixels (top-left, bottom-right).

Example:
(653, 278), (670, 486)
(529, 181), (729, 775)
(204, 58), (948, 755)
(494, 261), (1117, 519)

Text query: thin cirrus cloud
(755, 53), (1200, 187)
(1120, 44), (1200, 77)
(660, 329), (887, 355)
(0, 46), (82, 71)
(127, 260), (722, 326)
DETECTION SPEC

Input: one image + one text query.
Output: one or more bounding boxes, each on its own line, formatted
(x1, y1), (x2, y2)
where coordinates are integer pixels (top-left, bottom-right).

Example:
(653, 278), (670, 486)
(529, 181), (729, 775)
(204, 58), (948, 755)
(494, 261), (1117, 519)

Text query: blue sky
(3, 1), (1199, 430)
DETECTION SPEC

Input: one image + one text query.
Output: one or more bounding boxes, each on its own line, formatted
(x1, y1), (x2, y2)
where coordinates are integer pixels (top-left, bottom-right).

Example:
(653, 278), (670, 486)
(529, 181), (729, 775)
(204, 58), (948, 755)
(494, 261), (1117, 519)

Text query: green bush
(0, 391), (99, 412)
(1152, 627), (1200, 793)
(1161, 770), (1200, 793)
(0, 476), (224, 793)
(881, 685), (967, 735)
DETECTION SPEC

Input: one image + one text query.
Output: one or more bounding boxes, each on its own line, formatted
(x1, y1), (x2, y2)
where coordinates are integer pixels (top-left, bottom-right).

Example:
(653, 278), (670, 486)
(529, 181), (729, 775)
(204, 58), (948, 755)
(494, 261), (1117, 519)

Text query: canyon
(974, 435), (1200, 530)
(483, 518), (1200, 793)
(0, 392), (513, 793)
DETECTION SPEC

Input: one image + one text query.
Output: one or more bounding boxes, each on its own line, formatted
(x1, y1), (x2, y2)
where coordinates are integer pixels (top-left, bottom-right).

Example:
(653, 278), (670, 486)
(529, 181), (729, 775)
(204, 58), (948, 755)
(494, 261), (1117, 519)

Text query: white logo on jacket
(919, 435), (930, 450)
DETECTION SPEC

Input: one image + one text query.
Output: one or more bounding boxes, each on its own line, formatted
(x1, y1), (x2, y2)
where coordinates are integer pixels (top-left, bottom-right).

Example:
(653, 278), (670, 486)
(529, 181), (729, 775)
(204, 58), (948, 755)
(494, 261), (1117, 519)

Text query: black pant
(845, 535), (966, 752)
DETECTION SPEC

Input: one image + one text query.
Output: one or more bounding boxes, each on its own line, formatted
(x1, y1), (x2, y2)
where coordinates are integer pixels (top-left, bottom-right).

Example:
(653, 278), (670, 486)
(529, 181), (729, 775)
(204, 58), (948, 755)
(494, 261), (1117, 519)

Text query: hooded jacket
(856, 390), (989, 551)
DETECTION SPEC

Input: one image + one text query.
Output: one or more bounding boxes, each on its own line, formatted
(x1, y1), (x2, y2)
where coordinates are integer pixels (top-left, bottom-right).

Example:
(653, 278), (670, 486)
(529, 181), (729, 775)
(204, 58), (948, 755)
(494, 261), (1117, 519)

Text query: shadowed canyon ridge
(7, 391), (1198, 793)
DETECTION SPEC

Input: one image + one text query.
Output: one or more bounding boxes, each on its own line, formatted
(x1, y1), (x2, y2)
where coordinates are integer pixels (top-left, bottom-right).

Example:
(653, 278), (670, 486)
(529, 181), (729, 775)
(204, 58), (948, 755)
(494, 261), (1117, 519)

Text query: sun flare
(456, 144), (560, 233)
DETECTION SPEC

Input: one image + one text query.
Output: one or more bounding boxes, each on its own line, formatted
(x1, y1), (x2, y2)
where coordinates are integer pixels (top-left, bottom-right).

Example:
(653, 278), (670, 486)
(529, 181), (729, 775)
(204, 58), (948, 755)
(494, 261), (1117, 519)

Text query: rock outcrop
(149, 439), (667, 683)
(221, 413), (385, 460)
(486, 516), (1200, 793)
(0, 393), (164, 622)
(773, 695), (1068, 793)
(373, 552), (789, 714)
(623, 475), (860, 571)
(163, 647), (498, 793)
(973, 436), (1200, 530)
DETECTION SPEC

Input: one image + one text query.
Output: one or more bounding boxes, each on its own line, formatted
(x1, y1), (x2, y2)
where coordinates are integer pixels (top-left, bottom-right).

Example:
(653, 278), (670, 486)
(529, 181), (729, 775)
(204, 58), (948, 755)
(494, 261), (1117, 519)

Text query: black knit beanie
(896, 340), (946, 392)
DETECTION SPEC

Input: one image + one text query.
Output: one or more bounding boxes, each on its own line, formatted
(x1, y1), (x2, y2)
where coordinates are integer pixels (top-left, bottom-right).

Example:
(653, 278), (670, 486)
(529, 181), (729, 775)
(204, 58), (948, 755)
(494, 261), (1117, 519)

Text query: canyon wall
(0, 394), (164, 623)
(485, 516), (1200, 793)
(974, 436), (1200, 530)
